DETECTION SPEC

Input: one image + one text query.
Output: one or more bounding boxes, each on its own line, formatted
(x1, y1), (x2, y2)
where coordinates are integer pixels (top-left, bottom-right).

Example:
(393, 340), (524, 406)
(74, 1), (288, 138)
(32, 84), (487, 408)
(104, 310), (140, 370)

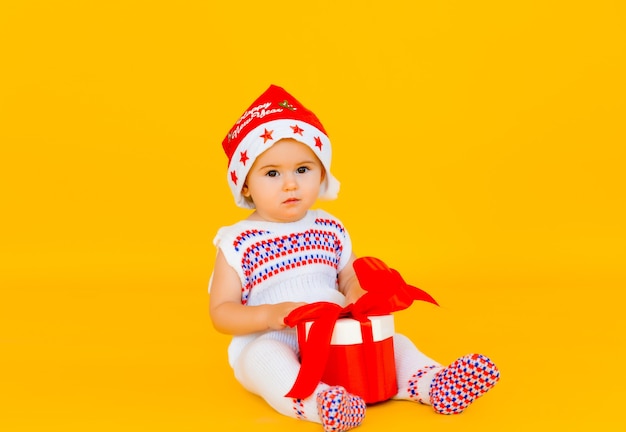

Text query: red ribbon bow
(283, 256), (438, 399)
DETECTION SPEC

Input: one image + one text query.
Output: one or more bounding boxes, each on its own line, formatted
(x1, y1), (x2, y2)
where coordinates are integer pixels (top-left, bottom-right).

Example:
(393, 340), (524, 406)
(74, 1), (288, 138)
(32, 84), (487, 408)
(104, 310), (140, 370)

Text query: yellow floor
(2, 252), (624, 431)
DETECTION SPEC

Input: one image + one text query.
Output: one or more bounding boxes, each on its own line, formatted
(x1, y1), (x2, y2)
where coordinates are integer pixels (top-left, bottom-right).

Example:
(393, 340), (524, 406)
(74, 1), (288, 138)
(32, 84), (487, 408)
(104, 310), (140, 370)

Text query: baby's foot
(430, 353), (500, 415)
(316, 386), (366, 432)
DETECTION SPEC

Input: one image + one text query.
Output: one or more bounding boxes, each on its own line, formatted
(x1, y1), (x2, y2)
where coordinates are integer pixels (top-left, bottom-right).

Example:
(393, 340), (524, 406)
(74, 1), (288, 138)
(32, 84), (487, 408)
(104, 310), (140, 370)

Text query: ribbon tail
(406, 284), (439, 306)
(285, 310), (341, 399)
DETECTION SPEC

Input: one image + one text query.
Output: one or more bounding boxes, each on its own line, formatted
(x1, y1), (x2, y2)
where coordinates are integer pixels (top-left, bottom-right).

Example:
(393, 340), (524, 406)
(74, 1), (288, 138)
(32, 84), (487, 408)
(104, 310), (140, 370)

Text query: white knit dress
(210, 209), (439, 422)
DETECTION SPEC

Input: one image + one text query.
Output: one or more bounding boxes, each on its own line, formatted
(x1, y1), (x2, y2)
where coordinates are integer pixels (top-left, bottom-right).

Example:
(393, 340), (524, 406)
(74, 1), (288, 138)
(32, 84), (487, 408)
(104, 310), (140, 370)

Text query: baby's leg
(392, 333), (500, 414)
(234, 333), (365, 431)
(392, 333), (442, 403)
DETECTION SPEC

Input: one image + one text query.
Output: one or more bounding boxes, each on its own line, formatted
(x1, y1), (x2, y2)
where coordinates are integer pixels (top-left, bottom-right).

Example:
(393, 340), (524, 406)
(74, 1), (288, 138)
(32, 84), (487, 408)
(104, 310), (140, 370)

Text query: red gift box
(300, 315), (397, 404)
(284, 257), (438, 404)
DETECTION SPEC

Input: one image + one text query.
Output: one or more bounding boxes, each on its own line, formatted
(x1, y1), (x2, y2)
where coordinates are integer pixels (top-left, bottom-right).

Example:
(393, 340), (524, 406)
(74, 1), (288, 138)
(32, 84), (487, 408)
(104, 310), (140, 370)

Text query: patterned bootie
(429, 353), (500, 414)
(316, 386), (366, 432)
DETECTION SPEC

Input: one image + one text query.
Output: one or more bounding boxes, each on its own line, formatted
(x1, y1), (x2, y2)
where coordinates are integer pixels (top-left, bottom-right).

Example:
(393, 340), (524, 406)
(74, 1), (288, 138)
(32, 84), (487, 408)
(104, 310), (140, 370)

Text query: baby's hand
(266, 302), (306, 330)
(344, 285), (367, 306)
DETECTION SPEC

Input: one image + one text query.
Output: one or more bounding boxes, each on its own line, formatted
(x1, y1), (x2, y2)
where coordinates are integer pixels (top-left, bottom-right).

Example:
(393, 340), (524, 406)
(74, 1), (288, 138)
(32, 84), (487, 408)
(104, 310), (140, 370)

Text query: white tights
(233, 331), (441, 424)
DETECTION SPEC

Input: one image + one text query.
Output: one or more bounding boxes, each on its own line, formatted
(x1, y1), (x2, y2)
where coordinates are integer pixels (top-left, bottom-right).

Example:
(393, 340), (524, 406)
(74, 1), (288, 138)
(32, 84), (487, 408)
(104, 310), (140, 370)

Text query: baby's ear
(241, 183), (250, 198)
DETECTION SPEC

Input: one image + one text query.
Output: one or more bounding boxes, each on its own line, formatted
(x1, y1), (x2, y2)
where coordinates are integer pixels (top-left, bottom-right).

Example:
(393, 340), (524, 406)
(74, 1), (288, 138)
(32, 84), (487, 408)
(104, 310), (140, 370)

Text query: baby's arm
(338, 253), (367, 305)
(209, 249), (306, 335)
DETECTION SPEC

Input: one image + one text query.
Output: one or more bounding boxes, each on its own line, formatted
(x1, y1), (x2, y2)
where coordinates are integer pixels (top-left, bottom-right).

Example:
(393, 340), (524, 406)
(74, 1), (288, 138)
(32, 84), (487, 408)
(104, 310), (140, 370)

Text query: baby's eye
(266, 170), (279, 177)
(296, 166), (309, 174)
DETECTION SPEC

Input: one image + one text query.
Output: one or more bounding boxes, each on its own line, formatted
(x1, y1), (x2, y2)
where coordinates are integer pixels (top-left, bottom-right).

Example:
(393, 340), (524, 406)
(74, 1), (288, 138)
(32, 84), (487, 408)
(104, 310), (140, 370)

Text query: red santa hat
(222, 85), (340, 209)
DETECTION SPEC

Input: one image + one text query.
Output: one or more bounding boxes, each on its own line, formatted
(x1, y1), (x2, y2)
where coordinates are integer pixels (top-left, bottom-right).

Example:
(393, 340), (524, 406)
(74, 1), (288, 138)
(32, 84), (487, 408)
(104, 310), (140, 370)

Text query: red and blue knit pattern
(292, 398), (307, 420)
(316, 386), (366, 432)
(234, 218), (345, 305)
(429, 353), (500, 414)
(407, 364), (440, 404)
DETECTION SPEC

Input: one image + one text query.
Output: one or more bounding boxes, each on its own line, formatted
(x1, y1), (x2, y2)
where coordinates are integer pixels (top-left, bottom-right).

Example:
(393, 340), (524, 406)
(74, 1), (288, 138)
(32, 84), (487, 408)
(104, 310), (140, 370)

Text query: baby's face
(242, 138), (325, 223)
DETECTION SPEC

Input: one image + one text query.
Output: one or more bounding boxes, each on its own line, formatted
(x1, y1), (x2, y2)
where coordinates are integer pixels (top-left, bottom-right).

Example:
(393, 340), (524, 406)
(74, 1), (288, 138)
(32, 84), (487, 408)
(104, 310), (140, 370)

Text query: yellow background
(1, 1), (625, 431)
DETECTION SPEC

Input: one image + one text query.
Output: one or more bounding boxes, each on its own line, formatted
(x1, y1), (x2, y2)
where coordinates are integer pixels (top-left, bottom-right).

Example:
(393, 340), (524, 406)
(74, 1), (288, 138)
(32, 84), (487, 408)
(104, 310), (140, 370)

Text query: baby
(208, 85), (500, 431)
